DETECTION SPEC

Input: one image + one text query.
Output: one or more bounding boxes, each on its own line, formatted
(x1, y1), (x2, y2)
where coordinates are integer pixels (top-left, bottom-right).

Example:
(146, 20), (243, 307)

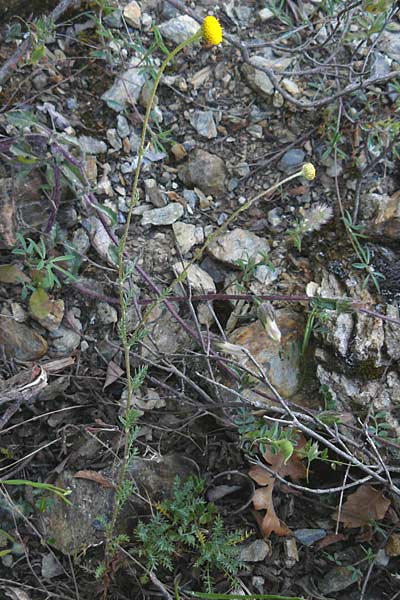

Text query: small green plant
(321, 108), (348, 161)
(348, 1), (392, 41)
(233, 252), (274, 289)
(236, 411), (297, 458)
(342, 211), (385, 291)
(320, 384), (337, 411)
(12, 233), (76, 298)
(135, 475), (248, 592)
(266, 1), (295, 26)
(367, 411), (400, 447)
(301, 302), (329, 358)
(28, 16), (55, 64)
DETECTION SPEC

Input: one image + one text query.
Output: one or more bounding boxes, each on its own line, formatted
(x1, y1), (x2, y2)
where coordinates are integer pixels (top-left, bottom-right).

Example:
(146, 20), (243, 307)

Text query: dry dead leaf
(263, 448), (307, 482)
(333, 485), (391, 528)
(4, 587), (32, 600)
(73, 470), (114, 489)
(316, 532), (347, 549)
(249, 464), (274, 486)
(253, 485), (291, 538)
(386, 533), (400, 557)
(249, 465), (291, 539)
(103, 360), (124, 389)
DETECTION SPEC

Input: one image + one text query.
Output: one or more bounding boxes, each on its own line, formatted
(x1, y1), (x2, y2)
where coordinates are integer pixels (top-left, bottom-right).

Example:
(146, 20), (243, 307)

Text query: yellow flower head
(302, 163), (316, 181)
(202, 16), (223, 46)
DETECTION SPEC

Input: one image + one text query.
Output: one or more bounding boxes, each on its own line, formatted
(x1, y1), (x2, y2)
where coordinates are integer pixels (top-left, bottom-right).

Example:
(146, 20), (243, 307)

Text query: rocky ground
(0, 0), (400, 599)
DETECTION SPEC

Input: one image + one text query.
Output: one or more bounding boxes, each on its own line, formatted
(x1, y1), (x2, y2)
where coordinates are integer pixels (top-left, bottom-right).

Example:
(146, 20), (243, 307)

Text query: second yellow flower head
(202, 16), (223, 46)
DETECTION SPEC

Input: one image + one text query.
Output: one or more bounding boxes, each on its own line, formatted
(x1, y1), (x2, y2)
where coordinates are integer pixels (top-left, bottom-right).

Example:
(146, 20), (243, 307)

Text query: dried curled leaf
(333, 485), (391, 528)
(249, 465), (290, 539)
(73, 470), (114, 489)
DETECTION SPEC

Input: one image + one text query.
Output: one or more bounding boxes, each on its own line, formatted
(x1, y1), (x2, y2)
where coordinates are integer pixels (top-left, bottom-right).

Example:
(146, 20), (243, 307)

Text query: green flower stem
(110, 28), (202, 567)
(0, 479), (72, 504)
(118, 29), (202, 449)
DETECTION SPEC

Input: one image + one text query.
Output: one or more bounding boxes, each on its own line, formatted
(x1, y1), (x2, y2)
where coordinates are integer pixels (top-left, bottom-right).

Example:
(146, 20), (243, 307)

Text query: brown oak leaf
(249, 465), (290, 539)
(333, 485), (391, 528)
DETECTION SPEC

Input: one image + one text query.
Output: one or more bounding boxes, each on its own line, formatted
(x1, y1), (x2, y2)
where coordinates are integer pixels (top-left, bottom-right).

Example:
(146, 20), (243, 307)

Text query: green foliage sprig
(135, 476), (248, 592)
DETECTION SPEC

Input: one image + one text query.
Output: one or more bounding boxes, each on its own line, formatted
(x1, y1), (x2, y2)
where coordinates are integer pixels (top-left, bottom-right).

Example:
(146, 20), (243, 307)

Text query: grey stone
(49, 326), (81, 356)
(189, 111), (217, 139)
(323, 156), (343, 177)
(294, 529), (326, 546)
(158, 15), (199, 45)
(208, 228), (270, 266)
(96, 302), (118, 325)
(172, 262), (216, 294)
(106, 128), (122, 150)
(41, 553), (64, 579)
(278, 149), (305, 171)
(66, 97), (77, 110)
(144, 178), (165, 207)
(318, 566), (361, 594)
(385, 304), (400, 360)
(200, 256), (226, 284)
(178, 149), (227, 197)
(104, 9), (123, 28)
(139, 80), (158, 109)
(254, 264), (278, 286)
(142, 305), (194, 358)
(243, 55), (292, 98)
(117, 114), (130, 138)
(234, 162), (250, 178)
(72, 228), (90, 255)
(142, 203), (184, 226)
(268, 207), (283, 228)
(248, 124), (263, 138)
(362, 190), (400, 240)
(1, 555), (13, 568)
(33, 73), (48, 91)
(239, 539), (270, 562)
(217, 212), (228, 225)
(123, 1), (141, 28)
(172, 222), (203, 254)
(83, 216), (117, 266)
(372, 52), (392, 78)
(183, 189), (198, 209)
(78, 136), (107, 155)
(0, 313), (48, 361)
(259, 7), (274, 21)
(379, 27), (400, 65)
(102, 57), (148, 112)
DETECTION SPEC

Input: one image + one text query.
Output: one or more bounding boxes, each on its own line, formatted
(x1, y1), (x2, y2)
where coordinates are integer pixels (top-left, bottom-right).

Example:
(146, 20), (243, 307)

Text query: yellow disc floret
(302, 163), (316, 181)
(202, 16), (223, 46)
